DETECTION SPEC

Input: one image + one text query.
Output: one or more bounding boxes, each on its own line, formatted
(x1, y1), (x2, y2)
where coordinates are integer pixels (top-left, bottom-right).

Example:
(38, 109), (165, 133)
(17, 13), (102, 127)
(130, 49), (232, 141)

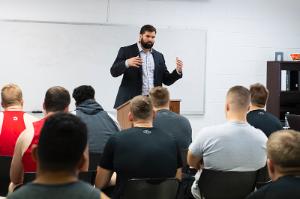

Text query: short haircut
(140, 24), (157, 34)
(38, 113), (87, 172)
(1, 83), (23, 108)
(44, 86), (70, 112)
(149, 86), (170, 108)
(267, 130), (300, 172)
(250, 83), (269, 108)
(226, 86), (251, 111)
(72, 85), (95, 106)
(130, 96), (153, 120)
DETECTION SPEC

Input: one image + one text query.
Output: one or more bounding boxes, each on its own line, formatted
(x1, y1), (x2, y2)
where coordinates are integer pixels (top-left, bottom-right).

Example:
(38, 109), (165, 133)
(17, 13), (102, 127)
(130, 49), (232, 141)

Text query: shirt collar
(137, 42), (153, 53)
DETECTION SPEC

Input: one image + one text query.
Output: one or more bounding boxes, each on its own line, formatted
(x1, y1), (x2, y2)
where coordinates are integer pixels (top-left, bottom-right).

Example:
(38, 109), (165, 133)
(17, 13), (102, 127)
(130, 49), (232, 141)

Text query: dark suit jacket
(111, 43), (182, 108)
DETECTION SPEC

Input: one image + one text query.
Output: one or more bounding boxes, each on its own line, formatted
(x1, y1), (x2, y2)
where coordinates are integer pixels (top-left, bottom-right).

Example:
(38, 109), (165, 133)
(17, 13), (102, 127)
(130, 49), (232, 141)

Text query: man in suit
(110, 24), (183, 108)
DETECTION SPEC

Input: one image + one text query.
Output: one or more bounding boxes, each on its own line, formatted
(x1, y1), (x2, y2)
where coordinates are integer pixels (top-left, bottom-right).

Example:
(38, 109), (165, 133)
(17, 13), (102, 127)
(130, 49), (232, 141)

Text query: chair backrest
(121, 178), (179, 199)
(287, 114), (300, 131)
(24, 172), (36, 183)
(198, 169), (257, 199)
(0, 156), (12, 196)
(79, 171), (97, 185)
(89, 153), (102, 171)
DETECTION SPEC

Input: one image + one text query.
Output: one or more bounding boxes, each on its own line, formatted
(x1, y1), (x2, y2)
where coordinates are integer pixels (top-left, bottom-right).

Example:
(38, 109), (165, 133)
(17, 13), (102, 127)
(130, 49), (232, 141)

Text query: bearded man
(110, 24), (183, 109)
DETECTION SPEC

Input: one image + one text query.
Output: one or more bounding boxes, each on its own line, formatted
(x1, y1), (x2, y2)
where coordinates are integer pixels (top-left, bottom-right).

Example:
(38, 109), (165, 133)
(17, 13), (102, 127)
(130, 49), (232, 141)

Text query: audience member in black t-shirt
(246, 130), (300, 199)
(95, 96), (182, 199)
(247, 83), (282, 137)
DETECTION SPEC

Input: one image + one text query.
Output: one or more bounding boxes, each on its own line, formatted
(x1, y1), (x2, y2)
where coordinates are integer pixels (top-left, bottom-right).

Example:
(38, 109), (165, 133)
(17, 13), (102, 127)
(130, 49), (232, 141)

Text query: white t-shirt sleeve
(189, 128), (208, 159)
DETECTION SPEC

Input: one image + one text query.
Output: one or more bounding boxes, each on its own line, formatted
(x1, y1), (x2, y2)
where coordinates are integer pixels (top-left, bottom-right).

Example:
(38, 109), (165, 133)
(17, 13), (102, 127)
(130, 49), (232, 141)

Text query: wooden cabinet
(267, 61), (300, 121)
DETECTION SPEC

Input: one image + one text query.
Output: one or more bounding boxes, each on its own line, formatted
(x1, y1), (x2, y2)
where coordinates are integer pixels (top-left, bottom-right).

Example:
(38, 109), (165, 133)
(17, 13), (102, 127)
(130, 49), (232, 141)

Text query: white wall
(1, 0), (300, 138)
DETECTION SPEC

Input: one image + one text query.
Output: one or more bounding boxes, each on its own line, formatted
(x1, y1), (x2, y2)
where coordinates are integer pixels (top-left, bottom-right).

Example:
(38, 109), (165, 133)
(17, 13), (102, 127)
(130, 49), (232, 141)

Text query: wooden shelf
(267, 61), (300, 120)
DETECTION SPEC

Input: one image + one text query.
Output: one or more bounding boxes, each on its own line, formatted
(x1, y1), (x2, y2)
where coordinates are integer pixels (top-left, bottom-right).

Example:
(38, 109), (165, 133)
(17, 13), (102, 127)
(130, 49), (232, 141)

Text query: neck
(5, 105), (23, 111)
(249, 104), (265, 112)
(133, 120), (153, 128)
(226, 111), (247, 123)
(34, 170), (78, 185)
(153, 106), (169, 112)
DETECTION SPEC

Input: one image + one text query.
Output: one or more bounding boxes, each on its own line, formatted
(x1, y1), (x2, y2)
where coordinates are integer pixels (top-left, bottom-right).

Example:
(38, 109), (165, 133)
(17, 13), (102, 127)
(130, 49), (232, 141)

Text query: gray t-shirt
(7, 181), (100, 199)
(154, 109), (192, 149)
(189, 121), (268, 171)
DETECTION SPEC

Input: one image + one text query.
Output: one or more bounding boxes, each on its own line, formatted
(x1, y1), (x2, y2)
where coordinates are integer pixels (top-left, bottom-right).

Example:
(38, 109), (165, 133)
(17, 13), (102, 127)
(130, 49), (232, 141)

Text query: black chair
(287, 114), (300, 131)
(0, 156), (12, 196)
(79, 171), (97, 185)
(256, 165), (271, 189)
(89, 153), (102, 171)
(198, 169), (257, 199)
(23, 172), (36, 183)
(121, 178), (179, 199)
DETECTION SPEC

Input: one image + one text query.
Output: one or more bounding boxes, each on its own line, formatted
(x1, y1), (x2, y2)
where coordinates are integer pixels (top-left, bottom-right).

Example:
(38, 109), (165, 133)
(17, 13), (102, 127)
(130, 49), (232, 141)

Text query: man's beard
(141, 39), (154, 49)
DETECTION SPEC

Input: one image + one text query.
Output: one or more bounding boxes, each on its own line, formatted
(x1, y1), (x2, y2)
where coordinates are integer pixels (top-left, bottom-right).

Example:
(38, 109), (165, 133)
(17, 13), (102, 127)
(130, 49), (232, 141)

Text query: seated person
(0, 83), (37, 156)
(246, 130), (300, 199)
(72, 85), (120, 155)
(95, 96), (182, 199)
(7, 113), (109, 199)
(188, 86), (268, 199)
(247, 83), (282, 137)
(149, 86), (192, 150)
(10, 86), (71, 190)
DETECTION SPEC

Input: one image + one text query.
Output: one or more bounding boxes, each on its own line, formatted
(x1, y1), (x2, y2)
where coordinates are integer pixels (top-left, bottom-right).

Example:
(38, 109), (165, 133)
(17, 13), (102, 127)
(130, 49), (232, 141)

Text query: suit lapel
(152, 50), (159, 86)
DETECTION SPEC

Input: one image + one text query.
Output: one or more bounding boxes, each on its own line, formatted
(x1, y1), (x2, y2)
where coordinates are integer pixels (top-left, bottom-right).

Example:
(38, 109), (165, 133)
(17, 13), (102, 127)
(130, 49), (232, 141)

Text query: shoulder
(77, 181), (101, 195)
(152, 48), (163, 55)
(121, 43), (138, 51)
(247, 124), (268, 140)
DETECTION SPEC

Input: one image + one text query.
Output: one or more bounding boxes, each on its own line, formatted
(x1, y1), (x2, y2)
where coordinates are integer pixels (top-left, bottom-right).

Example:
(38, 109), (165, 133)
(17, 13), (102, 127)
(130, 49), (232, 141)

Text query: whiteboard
(0, 21), (206, 114)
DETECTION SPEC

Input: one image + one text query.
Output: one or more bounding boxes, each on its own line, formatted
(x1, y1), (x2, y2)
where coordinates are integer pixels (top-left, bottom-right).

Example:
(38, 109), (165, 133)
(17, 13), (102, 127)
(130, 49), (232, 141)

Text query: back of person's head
(250, 83), (269, 108)
(37, 113), (87, 172)
(226, 86), (250, 112)
(72, 85), (95, 106)
(1, 83), (23, 108)
(267, 130), (300, 174)
(130, 96), (153, 121)
(149, 86), (170, 108)
(140, 24), (156, 34)
(44, 86), (70, 113)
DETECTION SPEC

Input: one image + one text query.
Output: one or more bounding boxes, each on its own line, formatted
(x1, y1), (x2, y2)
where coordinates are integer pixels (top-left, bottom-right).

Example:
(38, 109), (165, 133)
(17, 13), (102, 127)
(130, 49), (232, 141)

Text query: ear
(128, 112), (134, 122)
(31, 144), (39, 163)
(1, 102), (4, 109)
(20, 99), (24, 107)
(63, 106), (69, 113)
(225, 103), (230, 112)
(152, 110), (156, 120)
(267, 158), (275, 181)
(139, 34), (142, 42)
(78, 146), (89, 172)
(43, 102), (46, 112)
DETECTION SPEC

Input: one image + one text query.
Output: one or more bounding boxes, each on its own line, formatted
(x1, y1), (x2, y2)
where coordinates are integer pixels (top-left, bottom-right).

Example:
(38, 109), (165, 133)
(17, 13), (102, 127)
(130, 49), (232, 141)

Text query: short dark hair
(250, 83), (269, 108)
(38, 113), (87, 172)
(227, 86), (251, 111)
(72, 85), (95, 106)
(149, 86), (170, 108)
(130, 96), (153, 120)
(268, 130), (300, 172)
(140, 24), (156, 34)
(44, 86), (70, 112)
